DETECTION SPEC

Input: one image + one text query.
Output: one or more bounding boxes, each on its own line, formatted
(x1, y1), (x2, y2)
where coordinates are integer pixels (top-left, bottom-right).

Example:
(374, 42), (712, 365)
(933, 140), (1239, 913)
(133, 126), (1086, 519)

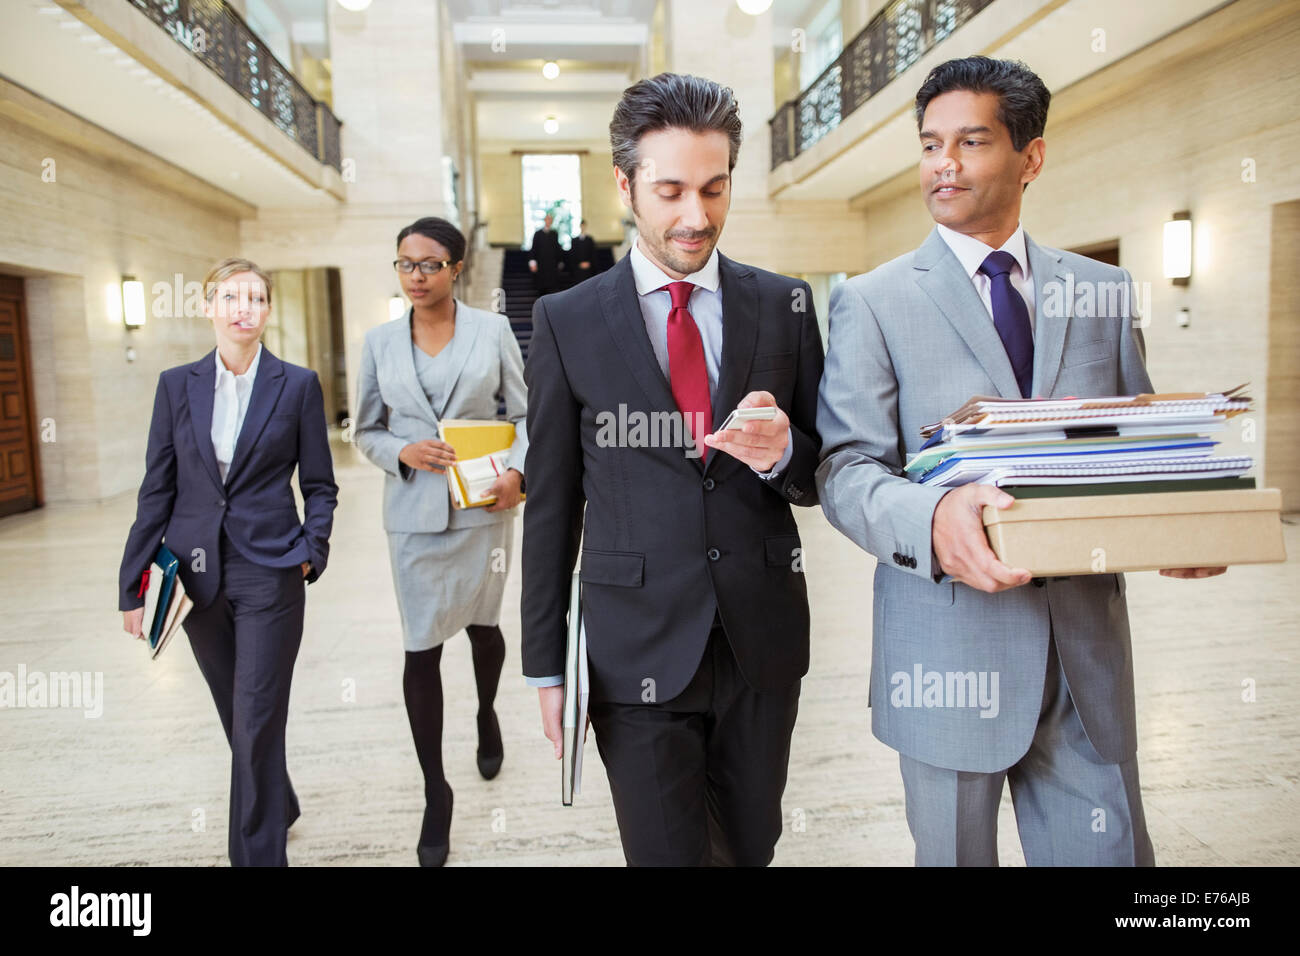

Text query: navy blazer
(118, 347), (338, 612)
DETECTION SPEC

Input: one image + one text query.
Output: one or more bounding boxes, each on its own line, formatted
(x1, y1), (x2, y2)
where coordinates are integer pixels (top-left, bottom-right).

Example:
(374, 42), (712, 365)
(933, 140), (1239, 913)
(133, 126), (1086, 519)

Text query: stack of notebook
(908, 385), (1255, 496)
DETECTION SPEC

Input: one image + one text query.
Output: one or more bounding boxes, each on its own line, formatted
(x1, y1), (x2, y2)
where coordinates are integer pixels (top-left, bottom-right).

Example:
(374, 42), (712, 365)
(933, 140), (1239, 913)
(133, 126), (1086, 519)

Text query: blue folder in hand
(142, 544), (192, 660)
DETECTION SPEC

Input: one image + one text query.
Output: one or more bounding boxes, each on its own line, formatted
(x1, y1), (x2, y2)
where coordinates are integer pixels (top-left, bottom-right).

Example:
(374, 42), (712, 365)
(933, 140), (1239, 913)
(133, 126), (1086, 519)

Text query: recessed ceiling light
(542, 61), (560, 80)
(336, 0), (372, 10)
(736, 0), (773, 14)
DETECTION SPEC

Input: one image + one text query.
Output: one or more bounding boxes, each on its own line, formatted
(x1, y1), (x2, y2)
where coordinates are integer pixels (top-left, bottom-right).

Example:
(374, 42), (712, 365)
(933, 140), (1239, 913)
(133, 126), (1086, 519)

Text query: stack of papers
(439, 419), (524, 509)
(909, 386), (1255, 489)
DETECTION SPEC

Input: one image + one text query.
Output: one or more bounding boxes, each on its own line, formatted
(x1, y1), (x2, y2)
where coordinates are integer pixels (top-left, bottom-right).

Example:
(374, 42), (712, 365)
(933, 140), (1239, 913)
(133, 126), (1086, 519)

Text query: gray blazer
(815, 228), (1154, 774)
(354, 301), (528, 533)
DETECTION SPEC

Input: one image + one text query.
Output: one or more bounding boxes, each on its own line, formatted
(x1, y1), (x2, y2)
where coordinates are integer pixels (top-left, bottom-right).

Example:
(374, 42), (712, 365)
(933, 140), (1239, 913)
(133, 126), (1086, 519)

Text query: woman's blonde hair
(203, 257), (273, 304)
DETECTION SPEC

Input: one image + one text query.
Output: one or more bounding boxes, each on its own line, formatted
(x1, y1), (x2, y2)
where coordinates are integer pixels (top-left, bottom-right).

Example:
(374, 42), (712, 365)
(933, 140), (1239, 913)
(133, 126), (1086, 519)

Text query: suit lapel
(390, 309), (439, 426)
(1026, 235), (1071, 399)
(186, 350), (224, 492)
(599, 256), (680, 417)
(914, 227), (1021, 398)
(225, 347), (285, 487)
(435, 301), (483, 419)
(705, 254), (758, 477)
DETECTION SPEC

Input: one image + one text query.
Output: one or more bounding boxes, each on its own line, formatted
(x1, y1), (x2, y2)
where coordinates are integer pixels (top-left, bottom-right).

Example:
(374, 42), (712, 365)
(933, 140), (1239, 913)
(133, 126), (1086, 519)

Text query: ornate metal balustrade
(126, 0), (342, 171)
(770, 0), (996, 170)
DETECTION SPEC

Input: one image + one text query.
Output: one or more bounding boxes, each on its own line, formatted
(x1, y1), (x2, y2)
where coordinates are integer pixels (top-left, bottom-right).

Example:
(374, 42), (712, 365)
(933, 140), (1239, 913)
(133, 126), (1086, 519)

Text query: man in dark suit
(528, 213), (564, 295)
(568, 218), (597, 284)
(522, 73), (824, 866)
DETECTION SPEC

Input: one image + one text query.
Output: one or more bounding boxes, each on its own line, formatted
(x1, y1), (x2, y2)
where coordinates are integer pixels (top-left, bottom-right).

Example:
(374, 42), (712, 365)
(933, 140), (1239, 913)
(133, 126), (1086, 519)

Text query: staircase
(497, 245), (618, 364)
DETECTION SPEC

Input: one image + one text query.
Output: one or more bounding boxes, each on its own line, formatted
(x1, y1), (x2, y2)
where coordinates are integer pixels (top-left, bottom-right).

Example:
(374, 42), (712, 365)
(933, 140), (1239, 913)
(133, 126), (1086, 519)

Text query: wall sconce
(122, 276), (146, 329)
(389, 294), (407, 321)
(1162, 211), (1192, 285)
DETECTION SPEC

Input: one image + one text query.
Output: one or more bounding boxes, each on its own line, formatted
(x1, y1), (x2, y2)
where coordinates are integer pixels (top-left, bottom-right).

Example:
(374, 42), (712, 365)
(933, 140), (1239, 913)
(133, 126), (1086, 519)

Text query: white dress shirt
(212, 343), (262, 483)
(935, 222), (1036, 336)
(629, 239), (793, 478)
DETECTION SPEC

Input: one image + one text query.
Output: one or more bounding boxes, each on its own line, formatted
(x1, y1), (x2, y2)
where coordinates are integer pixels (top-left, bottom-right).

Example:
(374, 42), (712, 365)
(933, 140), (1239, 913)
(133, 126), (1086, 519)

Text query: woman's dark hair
(396, 217), (466, 262)
(609, 72), (743, 199)
(914, 56), (1050, 151)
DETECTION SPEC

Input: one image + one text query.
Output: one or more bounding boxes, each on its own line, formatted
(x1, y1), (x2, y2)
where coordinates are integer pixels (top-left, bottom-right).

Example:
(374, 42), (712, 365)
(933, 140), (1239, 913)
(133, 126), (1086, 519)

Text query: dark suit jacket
(522, 252), (824, 705)
(529, 229), (564, 285)
(118, 347), (338, 612)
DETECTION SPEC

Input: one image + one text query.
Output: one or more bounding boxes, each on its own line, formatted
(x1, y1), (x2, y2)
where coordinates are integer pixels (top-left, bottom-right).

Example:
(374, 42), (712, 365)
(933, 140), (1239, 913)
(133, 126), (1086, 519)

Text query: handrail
(125, 0), (342, 171)
(769, 0), (996, 170)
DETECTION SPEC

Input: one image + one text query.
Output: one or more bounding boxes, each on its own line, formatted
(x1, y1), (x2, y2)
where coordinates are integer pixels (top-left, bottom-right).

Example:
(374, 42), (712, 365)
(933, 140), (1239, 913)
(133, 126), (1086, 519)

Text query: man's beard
(629, 193), (720, 275)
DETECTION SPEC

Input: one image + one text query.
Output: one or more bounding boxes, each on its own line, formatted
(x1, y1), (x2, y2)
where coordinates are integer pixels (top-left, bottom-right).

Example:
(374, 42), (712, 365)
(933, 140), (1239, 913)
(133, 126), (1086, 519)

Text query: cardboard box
(982, 489), (1287, 575)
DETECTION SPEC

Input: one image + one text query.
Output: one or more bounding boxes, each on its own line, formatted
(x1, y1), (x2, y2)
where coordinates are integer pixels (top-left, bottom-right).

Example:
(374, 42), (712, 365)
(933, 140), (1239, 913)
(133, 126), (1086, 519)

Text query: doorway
(521, 153), (582, 248)
(0, 275), (40, 516)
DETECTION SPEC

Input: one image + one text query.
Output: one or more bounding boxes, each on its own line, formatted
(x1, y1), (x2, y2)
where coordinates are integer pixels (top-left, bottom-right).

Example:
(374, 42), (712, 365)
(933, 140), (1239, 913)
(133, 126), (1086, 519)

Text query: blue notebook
(145, 544), (191, 659)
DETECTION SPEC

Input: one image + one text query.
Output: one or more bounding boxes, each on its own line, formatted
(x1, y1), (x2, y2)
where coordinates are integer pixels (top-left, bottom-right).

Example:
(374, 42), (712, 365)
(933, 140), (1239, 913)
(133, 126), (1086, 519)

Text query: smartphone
(715, 405), (778, 432)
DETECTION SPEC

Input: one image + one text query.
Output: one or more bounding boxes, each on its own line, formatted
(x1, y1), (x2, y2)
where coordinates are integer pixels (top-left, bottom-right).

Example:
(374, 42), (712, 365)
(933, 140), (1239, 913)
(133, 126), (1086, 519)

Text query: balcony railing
(126, 0), (342, 171)
(770, 0), (996, 170)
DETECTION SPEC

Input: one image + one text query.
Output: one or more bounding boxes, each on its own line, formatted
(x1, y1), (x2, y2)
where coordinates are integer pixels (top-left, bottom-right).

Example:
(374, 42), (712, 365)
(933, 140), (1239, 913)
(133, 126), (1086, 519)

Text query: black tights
(403, 624), (506, 805)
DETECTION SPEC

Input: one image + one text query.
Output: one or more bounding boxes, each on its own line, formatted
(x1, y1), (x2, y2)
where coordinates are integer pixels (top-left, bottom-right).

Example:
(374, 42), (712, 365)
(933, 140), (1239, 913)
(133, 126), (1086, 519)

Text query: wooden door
(0, 276), (40, 517)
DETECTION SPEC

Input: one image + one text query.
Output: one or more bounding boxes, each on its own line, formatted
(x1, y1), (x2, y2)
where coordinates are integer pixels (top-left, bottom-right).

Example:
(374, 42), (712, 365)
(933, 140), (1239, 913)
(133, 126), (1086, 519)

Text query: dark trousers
(588, 623), (801, 866)
(182, 530), (305, 866)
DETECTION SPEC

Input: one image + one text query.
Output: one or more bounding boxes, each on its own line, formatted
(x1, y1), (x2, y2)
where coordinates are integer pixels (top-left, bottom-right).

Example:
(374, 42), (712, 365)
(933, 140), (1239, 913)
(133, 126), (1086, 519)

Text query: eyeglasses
(394, 258), (455, 275)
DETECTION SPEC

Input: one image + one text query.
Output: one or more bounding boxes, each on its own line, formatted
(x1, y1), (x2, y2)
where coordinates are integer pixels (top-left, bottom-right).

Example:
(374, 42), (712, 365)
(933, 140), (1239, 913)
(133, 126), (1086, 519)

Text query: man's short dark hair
(914, 56), (1050, 151)
(609, 72), (743, 198)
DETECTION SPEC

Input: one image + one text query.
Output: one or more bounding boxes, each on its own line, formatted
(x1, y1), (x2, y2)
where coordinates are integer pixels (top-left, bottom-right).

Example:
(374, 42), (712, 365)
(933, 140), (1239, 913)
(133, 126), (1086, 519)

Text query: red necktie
(665, 281), (712, 461)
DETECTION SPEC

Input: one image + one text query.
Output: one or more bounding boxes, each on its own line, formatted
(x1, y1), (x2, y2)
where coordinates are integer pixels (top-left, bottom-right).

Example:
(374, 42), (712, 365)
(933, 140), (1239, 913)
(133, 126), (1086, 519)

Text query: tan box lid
(983, 488), (1282, 525)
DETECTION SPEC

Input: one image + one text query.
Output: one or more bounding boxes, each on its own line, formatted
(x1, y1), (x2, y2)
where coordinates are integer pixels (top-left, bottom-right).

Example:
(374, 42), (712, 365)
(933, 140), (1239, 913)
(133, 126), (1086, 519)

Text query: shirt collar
(936, 222), (1030, 281)
(214, 342), (262, 389)
(630, 237), (720, 297)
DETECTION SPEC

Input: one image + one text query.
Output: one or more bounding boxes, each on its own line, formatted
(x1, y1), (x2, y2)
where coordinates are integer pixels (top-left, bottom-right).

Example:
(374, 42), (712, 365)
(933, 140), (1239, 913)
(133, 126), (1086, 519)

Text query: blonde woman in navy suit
(118, 258), (337, 866)
(354, 217), (527, 866)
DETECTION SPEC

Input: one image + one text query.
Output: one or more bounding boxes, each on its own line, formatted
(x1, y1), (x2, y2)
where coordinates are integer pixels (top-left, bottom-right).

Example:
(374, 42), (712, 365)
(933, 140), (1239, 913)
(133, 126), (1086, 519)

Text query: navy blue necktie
(978, 250), (1034, 398)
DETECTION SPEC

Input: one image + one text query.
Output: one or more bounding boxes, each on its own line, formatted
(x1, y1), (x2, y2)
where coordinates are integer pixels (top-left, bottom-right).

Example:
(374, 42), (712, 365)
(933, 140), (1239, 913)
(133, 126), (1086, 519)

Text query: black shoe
(416, 783), (452, 867)
(476, 710), (504, 780)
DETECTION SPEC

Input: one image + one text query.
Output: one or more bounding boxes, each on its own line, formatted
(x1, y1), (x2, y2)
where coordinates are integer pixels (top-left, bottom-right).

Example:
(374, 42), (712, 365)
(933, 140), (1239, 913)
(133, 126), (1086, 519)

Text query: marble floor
(1, 436), (1296, 866)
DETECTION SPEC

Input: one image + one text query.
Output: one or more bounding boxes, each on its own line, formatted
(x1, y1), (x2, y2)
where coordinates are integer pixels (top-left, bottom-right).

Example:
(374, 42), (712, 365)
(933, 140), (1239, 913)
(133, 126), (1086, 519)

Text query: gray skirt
(386, 520), (514, 651)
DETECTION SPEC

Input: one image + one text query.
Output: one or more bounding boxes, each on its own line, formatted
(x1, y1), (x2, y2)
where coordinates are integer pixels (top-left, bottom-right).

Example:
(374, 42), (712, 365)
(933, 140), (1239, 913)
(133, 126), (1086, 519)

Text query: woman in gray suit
(354, 217), (527, 866)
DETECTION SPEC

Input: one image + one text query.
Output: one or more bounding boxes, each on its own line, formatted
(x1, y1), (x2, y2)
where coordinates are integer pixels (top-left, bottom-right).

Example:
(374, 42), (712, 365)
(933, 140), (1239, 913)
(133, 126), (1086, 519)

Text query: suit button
(703, 478), (715, 491)
(707, 548), (721, 562)
(892, 552), (902, 565)
(907, 556), (917, 569)
(217, 499), (226, 508)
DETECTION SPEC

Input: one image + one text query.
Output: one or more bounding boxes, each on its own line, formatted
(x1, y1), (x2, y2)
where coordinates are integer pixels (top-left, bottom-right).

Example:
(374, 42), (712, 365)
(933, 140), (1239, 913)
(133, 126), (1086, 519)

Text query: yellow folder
(439, 419), (523, 509)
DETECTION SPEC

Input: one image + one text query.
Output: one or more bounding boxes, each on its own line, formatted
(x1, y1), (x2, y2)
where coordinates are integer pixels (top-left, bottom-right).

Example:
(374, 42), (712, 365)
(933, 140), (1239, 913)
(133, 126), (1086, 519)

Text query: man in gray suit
(816, 56), (1225, 866)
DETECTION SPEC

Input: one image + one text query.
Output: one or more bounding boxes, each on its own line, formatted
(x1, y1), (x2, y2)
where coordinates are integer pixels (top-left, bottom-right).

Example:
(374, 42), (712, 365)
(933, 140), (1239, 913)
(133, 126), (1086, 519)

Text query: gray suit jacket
(815, 228), (1154, 773)
(354, 301), (528, 533)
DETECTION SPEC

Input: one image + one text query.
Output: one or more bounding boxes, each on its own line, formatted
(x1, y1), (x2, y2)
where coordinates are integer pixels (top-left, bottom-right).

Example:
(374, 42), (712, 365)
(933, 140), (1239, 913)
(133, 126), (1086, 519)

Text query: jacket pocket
(580, 549), (644, 587)
(752, 351), (794, 372)
(764, 533), (803, 568)
(1061, 338), (1113, 368)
